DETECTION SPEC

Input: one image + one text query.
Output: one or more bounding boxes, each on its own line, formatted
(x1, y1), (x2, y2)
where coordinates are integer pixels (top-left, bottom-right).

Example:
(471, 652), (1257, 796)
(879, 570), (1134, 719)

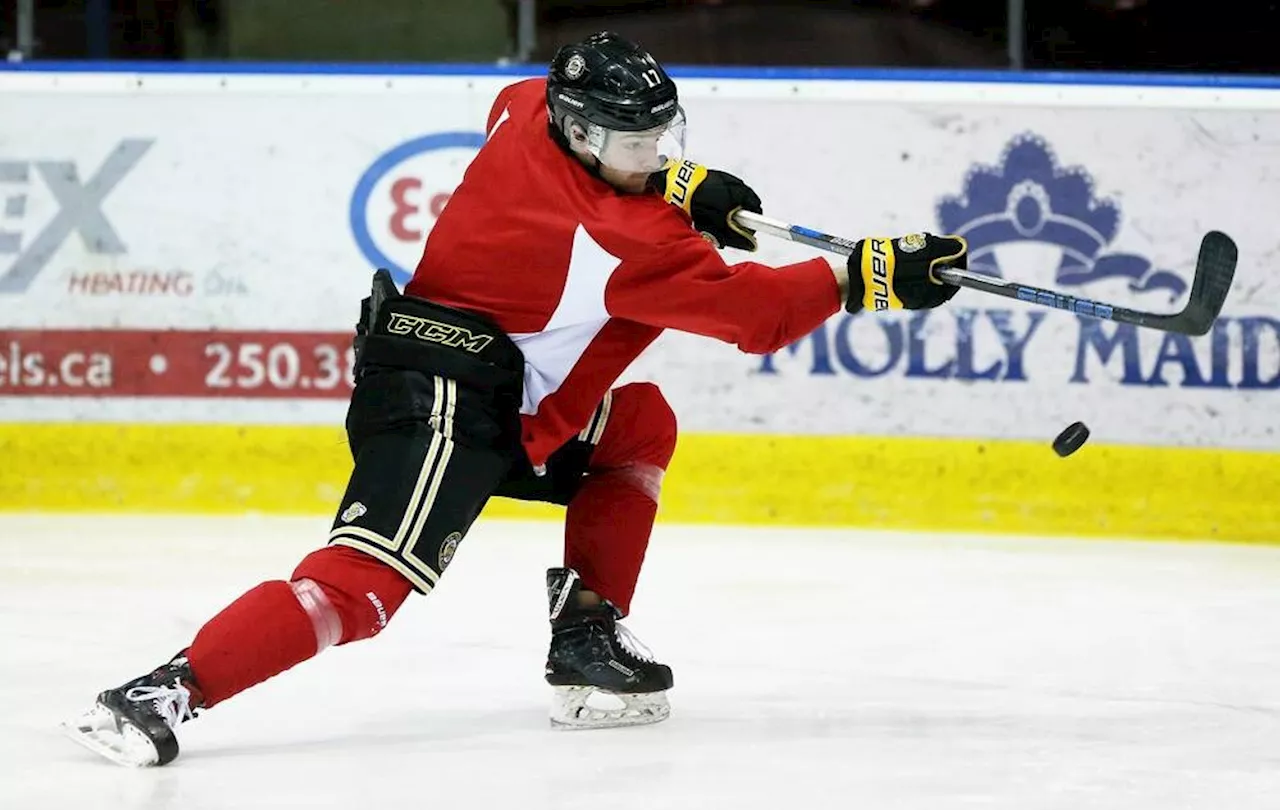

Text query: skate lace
(614, 622), (655, 663)
(125, 683), (195, 730)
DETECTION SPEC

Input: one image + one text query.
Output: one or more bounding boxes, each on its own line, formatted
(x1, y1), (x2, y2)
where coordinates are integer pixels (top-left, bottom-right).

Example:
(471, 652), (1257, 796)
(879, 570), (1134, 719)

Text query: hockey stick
(733, 210), (1237, 336)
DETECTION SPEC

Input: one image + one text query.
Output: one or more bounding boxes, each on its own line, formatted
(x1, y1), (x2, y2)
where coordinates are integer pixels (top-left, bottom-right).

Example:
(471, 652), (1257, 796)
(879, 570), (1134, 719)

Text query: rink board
(0, 65), (1277, 540)
(1, 423), (1276, 542)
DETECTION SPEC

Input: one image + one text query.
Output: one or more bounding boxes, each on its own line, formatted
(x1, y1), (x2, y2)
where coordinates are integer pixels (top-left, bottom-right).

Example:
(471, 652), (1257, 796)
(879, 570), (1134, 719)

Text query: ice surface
(4, 515), (1280, 810)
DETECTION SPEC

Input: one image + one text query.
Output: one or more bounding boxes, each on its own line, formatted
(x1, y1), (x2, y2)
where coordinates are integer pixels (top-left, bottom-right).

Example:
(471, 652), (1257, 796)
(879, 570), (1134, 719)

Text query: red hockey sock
(187, 581), (317, 708)
(565, 474), (660, 616)
(188, 545), (413, 708)
(565, 382), (677, 616)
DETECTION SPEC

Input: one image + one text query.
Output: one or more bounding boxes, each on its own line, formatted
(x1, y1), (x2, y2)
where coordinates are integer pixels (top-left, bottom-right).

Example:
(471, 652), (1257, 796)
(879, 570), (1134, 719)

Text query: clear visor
(587, 107), (686, 174)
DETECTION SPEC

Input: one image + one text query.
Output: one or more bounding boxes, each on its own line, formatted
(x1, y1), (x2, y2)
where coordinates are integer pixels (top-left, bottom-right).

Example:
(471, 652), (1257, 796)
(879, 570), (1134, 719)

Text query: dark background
(2, 0), (1277, 75)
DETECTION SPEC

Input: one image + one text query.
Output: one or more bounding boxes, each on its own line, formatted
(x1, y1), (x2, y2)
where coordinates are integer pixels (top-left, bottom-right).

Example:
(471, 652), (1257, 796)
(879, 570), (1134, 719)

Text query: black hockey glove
(649, 159), (762, 251)
(845, 233), (967, 314)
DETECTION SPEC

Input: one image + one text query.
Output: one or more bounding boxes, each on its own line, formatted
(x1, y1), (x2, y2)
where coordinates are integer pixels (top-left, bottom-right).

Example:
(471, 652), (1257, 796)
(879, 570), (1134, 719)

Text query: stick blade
(1174, 230), (1237, 336)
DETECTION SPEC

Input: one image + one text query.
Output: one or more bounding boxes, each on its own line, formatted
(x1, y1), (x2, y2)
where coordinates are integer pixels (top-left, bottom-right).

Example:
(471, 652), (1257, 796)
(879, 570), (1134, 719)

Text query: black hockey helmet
(546, 32), (686, 174)
(547, 31), (680, 133)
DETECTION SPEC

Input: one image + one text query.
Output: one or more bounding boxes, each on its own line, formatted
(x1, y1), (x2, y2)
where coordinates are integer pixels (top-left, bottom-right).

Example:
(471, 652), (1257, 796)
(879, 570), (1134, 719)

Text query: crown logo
(936, 134), (1185, 300)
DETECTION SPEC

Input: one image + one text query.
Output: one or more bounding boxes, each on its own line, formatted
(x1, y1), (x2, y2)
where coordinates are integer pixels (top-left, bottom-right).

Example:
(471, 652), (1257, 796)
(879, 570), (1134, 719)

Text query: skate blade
(61, 704), (160, 767)
(550, 686), (670, 730)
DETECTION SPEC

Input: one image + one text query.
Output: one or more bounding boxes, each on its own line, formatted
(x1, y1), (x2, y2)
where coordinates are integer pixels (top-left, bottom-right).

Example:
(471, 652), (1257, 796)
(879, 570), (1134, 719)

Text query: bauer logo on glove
(661, 159), (706, 210)
(650, 159), (763, 252)
(846, 232), (967, 314)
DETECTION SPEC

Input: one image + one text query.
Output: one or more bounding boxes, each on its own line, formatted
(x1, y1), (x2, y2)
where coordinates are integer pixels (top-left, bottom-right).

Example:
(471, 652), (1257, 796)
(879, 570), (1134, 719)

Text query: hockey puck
(1053, 421), (1090, 457)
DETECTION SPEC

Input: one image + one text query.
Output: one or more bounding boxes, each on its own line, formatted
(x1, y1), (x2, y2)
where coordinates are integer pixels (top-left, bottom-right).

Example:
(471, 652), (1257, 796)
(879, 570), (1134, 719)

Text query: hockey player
(64, 31), (967, 767)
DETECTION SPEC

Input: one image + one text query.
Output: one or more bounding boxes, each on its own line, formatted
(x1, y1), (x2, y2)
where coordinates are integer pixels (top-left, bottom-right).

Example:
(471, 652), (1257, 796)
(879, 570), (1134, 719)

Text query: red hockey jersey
(407, 78), (839, 467)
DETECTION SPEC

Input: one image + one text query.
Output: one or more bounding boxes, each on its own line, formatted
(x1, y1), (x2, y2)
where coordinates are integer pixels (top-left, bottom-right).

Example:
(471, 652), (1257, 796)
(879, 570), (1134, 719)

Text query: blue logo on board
(936, 133), (1186, 300)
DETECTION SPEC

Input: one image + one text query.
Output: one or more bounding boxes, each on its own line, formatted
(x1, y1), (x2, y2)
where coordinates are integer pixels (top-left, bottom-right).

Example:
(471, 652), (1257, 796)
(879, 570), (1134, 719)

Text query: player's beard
(594, 162), (651, 194)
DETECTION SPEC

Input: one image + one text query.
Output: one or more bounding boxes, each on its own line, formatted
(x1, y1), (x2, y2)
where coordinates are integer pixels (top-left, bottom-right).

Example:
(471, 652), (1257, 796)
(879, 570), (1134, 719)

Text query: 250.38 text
(204, 341), (355, 392)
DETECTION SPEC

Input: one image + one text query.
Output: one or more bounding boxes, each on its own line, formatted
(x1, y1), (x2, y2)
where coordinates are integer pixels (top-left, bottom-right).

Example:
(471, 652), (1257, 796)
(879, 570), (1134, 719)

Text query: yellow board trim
(0, 423), (1276, 543)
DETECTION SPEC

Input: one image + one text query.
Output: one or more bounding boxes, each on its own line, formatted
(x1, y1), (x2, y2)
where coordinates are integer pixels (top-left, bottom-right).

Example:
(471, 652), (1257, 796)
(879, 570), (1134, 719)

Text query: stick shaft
(732, 210), (1208, 332)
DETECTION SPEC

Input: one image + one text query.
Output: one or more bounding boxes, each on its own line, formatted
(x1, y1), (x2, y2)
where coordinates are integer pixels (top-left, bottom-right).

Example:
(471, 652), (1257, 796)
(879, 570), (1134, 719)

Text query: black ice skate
(62, 650), (203, 767)
(545, 568), (672, 729)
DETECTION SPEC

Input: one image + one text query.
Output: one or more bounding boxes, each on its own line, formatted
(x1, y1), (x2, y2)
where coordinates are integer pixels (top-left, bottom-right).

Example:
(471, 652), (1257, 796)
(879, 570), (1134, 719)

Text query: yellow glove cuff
(659, 159), (708, 214)
(860, 237), (904, 312)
